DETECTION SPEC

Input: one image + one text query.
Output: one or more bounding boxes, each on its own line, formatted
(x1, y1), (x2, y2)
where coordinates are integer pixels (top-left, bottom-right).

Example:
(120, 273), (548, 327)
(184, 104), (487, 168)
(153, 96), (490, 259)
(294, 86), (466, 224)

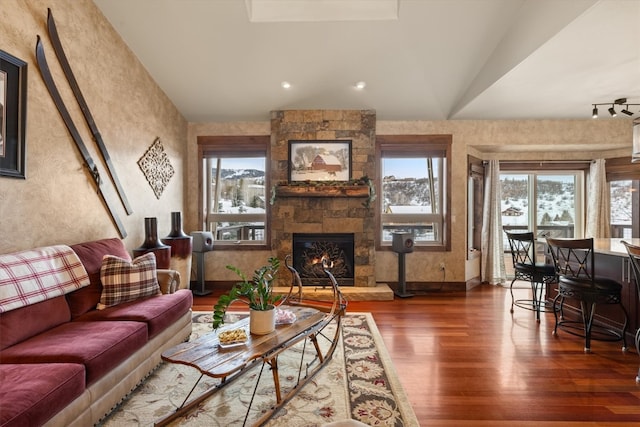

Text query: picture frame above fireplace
(288, 140), (352, 183)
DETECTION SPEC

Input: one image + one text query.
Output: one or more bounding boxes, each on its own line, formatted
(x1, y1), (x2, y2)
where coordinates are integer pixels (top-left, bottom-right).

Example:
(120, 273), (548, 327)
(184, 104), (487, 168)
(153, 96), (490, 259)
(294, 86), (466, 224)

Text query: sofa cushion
(0, 363), (85, 427)
(98, 253), (161, 310)
(67, 238), (131, 318)
(0, 296), (70, 351)
(76, 289), (193, 339)
(0, 245), (89, 313)
(0, 321), (147, 385)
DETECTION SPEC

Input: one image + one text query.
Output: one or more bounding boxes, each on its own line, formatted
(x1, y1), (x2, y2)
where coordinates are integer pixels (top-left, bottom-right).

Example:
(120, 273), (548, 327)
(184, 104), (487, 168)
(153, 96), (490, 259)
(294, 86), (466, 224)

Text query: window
(605, 157), (640, 238)
(376, 135), (451, 251)
(198, 136), (270, 248)
(610, 180), (635, 238)
(500, 171), (585, 240)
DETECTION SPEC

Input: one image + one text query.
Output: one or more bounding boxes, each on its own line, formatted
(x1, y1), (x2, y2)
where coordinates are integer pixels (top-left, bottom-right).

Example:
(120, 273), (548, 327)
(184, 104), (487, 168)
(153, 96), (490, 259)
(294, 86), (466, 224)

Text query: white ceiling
(93, 0), (640, 123)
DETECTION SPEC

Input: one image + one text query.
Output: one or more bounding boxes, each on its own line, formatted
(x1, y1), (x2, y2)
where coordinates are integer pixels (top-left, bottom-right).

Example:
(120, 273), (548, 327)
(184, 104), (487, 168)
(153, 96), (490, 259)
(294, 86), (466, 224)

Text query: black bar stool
(546, 237), (628, 353)
(505, 231), (556, 322)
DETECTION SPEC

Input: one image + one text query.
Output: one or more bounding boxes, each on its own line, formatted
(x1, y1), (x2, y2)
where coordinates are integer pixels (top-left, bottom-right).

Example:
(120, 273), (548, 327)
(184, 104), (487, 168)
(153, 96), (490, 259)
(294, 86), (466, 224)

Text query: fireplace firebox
(292, 233), (355, 286)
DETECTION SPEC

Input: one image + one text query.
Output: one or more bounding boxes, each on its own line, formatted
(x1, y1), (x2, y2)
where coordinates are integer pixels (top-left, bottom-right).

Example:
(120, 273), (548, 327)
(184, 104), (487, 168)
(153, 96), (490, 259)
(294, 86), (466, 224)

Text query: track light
(621, 106), (634, 116)
(592, 98), (640, 118)
(592, 98), (640, 163)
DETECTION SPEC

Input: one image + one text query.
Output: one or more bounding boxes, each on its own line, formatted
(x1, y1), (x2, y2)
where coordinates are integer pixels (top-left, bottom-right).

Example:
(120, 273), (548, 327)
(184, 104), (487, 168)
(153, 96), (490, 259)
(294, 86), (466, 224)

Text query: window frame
(197, 135), (271, 250)
(499, 167), (586, 239)
(376, 135), (452, 252)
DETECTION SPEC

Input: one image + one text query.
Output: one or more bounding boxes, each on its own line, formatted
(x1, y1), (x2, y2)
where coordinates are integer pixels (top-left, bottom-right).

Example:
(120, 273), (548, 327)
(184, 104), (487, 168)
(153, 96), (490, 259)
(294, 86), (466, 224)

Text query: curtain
(585, 159), (610, 238)
(481, 160), (506, 285)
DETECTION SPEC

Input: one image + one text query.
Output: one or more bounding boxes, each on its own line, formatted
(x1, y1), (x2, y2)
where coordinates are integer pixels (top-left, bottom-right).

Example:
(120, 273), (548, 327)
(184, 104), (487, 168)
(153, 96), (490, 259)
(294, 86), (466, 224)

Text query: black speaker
(191, 231), (214, 252)
(392, 232), (414, 253)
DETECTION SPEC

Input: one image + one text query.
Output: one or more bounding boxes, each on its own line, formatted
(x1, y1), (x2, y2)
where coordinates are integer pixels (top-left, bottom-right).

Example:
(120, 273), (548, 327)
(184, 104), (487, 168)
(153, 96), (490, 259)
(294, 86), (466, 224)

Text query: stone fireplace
(292, 233), (355, 286)
(270, 110), (377, 288)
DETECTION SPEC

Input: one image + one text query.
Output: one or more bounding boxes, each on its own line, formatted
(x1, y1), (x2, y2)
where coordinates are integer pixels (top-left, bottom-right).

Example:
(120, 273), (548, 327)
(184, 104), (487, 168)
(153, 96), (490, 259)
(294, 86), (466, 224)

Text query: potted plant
(212, 256), (283, 335)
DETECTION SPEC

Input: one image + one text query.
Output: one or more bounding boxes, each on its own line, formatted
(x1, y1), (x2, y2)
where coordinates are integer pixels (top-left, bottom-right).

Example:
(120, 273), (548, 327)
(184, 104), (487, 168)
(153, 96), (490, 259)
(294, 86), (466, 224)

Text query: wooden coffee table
(156, 261), (347, 426)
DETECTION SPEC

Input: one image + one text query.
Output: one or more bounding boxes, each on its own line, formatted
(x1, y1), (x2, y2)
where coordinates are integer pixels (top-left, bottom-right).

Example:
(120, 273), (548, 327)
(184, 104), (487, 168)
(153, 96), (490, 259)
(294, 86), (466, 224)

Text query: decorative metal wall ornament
(138, 137), (174, 199)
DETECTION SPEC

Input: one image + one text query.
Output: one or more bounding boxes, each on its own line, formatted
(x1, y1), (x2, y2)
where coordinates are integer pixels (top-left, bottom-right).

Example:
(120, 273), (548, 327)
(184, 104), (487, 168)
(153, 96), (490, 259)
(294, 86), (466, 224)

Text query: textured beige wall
(188, 118), (633, 285)
(0, 0), (187, 254)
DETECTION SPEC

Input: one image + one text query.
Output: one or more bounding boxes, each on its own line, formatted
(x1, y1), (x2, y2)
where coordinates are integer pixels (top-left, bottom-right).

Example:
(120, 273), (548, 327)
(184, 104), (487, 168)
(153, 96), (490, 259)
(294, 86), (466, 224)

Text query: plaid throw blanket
(0, 245), (90, 313)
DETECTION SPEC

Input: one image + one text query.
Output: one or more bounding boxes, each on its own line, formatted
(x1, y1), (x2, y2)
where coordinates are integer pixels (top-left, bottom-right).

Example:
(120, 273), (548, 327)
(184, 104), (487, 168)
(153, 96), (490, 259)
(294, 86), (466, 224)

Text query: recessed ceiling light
(355, 81), (366, 90)
(281, 81), (291, 89)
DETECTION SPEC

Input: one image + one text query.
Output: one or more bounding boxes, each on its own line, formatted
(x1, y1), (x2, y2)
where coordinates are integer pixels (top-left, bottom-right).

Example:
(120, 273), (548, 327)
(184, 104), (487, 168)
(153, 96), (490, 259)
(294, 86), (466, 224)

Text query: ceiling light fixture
(591, 97), (640, 119)
(355, 81), (366, 90)
(621, 106), (634, 116)
(281, 81), (291, 89)
(592, 98), (640, 163)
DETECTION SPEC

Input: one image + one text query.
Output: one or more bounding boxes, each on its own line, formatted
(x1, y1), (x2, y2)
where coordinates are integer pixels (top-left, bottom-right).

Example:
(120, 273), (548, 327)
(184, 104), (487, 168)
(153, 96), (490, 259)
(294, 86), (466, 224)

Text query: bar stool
(546, 237), (628, 353)
(622, 241), (640, 382)
(505, 231), (556, 322)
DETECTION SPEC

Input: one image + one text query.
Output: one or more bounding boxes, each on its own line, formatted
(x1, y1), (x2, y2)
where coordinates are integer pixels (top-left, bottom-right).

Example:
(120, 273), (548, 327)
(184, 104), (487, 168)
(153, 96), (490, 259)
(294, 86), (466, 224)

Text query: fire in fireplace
(292, 233), (354, 286)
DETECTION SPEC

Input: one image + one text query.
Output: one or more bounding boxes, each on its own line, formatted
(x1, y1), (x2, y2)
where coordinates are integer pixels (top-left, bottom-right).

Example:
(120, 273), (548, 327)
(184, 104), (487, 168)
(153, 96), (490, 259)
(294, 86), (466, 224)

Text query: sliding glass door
(500, 172), (584, 239)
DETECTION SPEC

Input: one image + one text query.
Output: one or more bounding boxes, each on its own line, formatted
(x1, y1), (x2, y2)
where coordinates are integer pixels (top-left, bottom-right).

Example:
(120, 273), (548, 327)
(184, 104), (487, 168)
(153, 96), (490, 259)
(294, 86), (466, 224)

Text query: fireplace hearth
(293, 233), (355, 286)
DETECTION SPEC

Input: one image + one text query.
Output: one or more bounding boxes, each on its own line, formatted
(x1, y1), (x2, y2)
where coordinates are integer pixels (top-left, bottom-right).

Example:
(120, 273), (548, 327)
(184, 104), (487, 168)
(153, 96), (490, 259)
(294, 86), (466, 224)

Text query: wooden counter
(593, 238), (640, 257)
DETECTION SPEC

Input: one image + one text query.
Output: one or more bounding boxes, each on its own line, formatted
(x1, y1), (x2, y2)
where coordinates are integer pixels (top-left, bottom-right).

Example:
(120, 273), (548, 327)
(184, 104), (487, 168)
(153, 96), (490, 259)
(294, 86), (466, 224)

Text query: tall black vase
(162, 212), (193, 283)
(133, 217), (171, 269)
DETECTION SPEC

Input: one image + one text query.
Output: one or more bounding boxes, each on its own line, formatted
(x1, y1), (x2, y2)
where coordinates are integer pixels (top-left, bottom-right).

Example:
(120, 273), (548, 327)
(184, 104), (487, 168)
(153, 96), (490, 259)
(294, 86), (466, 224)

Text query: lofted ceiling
(93, 0), (640, 123)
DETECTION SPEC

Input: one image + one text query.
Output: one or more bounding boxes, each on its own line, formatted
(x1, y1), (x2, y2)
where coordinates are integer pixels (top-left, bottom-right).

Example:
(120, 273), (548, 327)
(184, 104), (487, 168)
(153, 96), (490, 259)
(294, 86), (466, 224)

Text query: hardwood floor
(192, 285), (640, 425)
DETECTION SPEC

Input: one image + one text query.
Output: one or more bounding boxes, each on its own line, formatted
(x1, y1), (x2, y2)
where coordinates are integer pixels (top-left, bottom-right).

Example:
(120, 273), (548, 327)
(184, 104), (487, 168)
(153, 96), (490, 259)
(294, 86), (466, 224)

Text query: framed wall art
(0, 49), (27, 179)
(288, 140), (352, 182)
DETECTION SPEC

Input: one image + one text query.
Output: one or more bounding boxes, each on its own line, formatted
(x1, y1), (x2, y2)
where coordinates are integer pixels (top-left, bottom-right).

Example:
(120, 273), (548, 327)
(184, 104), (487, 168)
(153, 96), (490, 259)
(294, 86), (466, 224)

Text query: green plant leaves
(212, 256), (281, 330)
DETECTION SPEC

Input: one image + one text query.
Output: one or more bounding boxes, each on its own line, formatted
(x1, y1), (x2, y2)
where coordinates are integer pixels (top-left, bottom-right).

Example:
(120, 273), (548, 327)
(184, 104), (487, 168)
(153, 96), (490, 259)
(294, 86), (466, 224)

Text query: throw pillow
(97, 252), (160, 310)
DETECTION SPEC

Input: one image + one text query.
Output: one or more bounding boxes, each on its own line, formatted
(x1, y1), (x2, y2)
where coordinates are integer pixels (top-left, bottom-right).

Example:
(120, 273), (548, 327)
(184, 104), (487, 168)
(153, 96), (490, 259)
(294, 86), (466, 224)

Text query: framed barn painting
(0, 49), (27, 179)
(288, 140), (352, 183)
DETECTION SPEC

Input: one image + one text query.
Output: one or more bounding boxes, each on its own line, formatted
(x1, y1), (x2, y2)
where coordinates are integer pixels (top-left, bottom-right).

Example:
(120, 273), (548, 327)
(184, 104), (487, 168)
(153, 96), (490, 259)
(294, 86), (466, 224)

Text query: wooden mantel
(275, 184), (370, 198)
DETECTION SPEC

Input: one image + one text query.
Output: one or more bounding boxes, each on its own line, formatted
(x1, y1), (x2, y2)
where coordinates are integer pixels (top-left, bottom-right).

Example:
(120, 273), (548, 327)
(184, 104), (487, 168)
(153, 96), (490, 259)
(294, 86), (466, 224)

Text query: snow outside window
(610, 180), (635, 238)
(203, 155), (267, 246)
(500, 172), (584, 251)
(378, 136), (450, 251)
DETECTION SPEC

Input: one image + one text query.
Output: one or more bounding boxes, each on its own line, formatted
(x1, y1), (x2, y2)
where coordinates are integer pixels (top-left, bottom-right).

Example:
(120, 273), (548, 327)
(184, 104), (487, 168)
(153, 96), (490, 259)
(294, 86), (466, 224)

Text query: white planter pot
(250, 307), (276, 335)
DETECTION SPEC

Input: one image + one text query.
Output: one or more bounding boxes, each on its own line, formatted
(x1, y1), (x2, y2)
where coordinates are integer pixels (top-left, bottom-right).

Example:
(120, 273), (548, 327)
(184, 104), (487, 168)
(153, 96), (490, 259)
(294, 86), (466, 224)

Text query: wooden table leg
(268, 356), (282, 404)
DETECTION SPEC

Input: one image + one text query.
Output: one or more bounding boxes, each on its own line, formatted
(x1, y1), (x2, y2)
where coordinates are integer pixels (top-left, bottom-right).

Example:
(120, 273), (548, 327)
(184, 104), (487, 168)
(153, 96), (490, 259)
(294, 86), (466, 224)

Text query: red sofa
(0, 238), (193, 427)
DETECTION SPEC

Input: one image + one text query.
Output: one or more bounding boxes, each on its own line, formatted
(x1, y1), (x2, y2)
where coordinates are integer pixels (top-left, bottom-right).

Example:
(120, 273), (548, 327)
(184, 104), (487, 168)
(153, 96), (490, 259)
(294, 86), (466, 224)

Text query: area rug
(99, 312), (418, 426)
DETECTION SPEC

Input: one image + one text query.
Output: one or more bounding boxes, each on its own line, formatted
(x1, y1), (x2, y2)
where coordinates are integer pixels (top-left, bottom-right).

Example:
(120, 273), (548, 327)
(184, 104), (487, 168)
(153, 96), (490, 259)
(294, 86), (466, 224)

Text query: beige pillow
(97, 252), (160, 310)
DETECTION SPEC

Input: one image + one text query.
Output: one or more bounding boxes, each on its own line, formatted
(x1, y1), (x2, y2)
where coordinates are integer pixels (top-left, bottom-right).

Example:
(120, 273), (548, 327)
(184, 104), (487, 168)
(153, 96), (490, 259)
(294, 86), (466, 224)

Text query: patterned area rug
(99, 312), (418, 426)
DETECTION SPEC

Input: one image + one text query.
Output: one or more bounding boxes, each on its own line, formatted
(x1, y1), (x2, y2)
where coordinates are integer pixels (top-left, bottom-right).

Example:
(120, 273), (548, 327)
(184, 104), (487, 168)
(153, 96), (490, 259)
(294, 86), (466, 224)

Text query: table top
(161, 305), (326, 378)
(539, 237), (640, 257)
(592, 238), (640, 257)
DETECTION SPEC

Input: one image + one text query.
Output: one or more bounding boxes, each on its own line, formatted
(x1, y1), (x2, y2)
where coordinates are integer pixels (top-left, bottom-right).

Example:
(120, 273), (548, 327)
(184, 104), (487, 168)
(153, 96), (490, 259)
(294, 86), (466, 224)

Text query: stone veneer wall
(270, 110), (377, 287)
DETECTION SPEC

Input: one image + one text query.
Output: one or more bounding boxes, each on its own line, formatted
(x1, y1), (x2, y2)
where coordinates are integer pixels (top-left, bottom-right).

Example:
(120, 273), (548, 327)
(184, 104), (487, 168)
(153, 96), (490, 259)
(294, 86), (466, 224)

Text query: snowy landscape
(501, 176), (632, 230)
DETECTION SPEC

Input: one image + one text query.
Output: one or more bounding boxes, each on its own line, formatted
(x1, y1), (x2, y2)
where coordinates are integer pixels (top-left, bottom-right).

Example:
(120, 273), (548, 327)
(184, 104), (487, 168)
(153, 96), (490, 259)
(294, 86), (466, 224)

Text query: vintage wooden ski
(47, 8), (133, 215)
(35, 36), (127, 238)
